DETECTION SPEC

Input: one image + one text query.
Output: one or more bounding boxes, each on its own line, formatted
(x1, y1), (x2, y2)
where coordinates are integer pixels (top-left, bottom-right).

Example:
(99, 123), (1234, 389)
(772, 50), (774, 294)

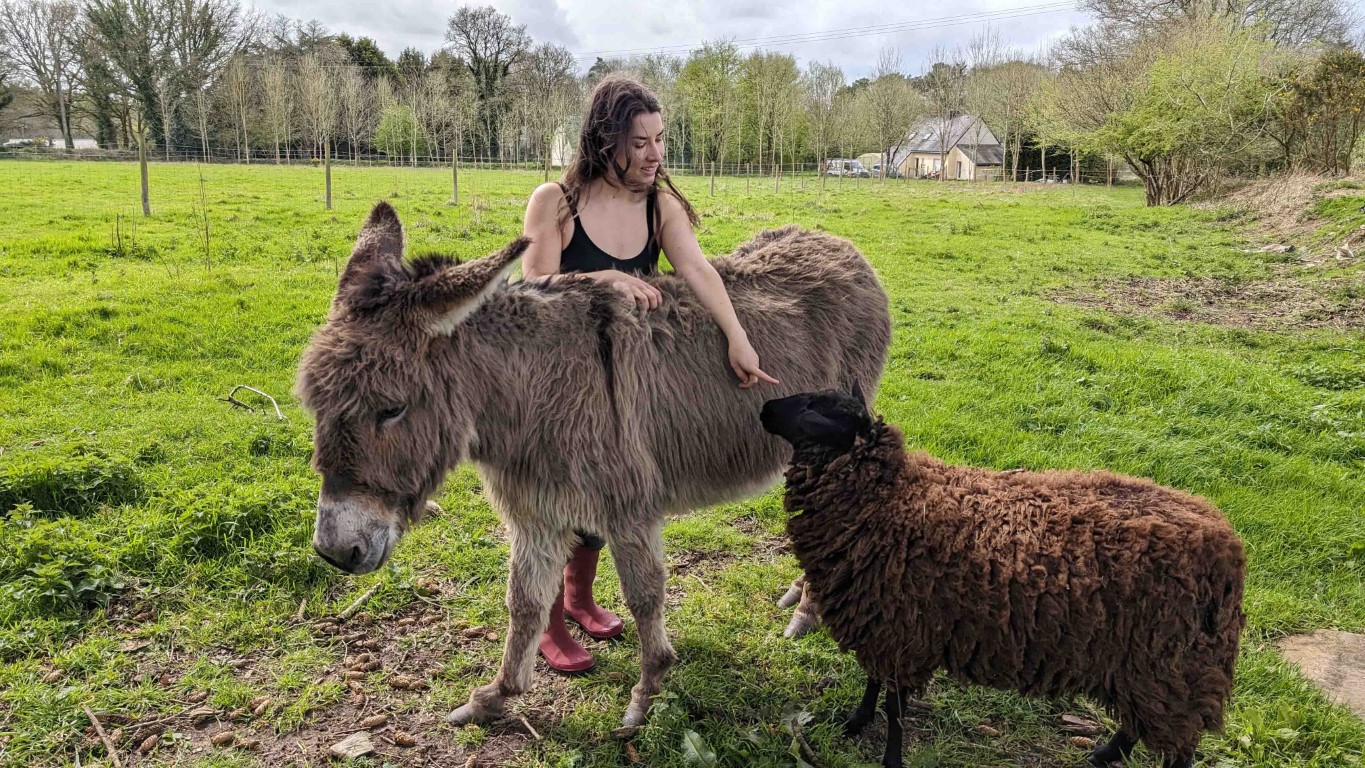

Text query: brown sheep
(760, 388), (1246, 768)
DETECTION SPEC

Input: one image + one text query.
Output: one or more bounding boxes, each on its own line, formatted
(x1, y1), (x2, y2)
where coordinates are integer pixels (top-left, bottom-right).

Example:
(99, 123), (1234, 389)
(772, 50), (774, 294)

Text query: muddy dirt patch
(1053, 274), (1365, 331)
(1277, 630), (1365, 720)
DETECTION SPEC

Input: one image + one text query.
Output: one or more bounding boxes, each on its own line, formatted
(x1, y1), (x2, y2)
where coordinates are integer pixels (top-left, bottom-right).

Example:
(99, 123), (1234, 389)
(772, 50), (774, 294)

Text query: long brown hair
(559, 74), (699, 232)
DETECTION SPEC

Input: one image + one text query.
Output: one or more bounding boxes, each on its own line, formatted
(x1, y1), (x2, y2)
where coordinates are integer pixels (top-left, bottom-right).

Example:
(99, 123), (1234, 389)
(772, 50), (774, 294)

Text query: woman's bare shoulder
(528, 181), (566, 207)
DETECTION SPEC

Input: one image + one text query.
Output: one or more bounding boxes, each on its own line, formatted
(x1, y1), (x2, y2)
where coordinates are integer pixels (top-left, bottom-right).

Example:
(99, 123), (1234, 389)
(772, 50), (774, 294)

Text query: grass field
(1, 160), (1363, 768)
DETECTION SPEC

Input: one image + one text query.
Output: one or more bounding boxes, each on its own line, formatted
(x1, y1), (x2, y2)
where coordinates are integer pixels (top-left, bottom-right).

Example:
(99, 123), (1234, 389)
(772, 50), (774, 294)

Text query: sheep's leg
(783, 580), (821, 639)
(882, 686), (907, 768)
(611, 522), (676, 727)
(843, 676), (882, 736)
(1085, 730), (1137, 767)
(448, 525), (571, 726)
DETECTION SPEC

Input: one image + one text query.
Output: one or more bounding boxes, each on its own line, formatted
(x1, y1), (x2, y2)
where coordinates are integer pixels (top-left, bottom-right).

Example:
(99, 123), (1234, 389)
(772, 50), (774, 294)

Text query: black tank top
(557, 182), (660, 276)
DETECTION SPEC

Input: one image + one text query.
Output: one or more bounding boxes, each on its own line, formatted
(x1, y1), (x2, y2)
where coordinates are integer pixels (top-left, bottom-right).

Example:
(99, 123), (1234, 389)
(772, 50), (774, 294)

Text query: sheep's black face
(761, 387), (873, 453)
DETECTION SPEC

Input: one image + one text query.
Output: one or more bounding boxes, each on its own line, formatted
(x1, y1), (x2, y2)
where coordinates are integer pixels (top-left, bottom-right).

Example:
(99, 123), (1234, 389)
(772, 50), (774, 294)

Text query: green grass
(1, 160), (1363, 767)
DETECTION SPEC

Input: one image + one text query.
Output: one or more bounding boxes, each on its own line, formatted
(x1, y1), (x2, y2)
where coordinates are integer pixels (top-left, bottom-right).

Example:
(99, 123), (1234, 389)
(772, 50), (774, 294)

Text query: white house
(892, 115), (1003, 181)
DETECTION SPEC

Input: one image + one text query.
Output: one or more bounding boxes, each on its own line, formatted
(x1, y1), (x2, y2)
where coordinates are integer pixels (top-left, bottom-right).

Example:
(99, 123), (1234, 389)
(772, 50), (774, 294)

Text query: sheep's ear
(409, 237), (531, 335)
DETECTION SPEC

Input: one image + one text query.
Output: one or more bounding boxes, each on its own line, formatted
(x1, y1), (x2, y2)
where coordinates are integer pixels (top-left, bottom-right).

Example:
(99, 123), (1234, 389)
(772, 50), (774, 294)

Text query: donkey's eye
(377, 405), (406, 424)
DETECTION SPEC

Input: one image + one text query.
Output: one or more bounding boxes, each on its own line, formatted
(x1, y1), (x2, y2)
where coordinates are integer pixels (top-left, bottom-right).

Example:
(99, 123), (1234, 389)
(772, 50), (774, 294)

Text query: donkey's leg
(448, 525), (573, 725)
(610, 521), (676, 727)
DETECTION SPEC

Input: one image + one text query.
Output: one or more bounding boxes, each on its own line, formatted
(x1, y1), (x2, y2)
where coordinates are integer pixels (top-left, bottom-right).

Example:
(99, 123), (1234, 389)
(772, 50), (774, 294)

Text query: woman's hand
(729, 336), (779, 389)
(588, 270), (663, 311)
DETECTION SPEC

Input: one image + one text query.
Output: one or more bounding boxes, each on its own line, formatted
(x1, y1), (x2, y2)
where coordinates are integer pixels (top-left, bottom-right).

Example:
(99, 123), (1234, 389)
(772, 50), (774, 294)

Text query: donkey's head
(297, 202), (528, 574)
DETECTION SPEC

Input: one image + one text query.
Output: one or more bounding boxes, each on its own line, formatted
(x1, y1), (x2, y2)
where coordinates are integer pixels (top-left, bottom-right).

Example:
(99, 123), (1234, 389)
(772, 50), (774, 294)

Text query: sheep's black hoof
(842, 710), (871, 737)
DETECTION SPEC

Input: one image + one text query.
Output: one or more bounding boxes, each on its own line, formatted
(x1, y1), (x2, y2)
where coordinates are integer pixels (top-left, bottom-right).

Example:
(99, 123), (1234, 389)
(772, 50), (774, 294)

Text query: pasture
(1, 160), (1363, 767)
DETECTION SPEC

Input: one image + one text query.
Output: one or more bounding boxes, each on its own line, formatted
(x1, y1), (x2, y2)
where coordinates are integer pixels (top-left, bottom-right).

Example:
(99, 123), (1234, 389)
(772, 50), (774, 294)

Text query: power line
(228, 1), (1079, 73)
(568, 2), (1079, 61)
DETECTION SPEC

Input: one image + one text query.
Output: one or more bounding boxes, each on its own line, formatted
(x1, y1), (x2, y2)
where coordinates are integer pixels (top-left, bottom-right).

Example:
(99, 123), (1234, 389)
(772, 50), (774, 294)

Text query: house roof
(959, 143), (1004, 166)
(892, 115), (1001, 166)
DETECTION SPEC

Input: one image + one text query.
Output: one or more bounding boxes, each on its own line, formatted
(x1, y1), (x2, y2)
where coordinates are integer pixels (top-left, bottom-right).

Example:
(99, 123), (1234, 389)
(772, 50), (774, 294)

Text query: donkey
(297, 202), (891, 727)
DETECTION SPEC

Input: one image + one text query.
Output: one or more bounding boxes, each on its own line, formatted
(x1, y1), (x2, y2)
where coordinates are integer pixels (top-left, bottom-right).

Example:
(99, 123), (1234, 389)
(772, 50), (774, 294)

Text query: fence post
(138, 125), (150, 217)
(746, 163), (750, 195)
(324, 139), (333, 211)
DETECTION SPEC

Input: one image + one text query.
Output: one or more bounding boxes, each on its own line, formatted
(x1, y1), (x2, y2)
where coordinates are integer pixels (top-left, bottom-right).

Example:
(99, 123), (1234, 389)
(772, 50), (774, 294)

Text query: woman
(521, 75), (778, 673)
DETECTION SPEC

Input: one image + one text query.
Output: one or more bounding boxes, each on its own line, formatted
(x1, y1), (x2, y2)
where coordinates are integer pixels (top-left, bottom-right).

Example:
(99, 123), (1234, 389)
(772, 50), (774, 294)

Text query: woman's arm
(657, 193), (778, 388)
(521, 183), (567, 280)
(520, 183), (662, 309)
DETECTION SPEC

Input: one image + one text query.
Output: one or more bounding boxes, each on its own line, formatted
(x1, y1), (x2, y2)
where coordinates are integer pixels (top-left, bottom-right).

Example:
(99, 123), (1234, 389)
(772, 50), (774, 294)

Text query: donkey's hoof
(447, 703), (479, 726)
(622, 701), (650, 728)
(783, 611), (819, 639)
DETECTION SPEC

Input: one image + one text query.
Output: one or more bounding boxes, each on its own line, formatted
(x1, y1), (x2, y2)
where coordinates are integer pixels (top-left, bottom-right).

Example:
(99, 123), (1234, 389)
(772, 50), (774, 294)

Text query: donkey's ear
(408, 237), (531, 335)
(336, 202), (405, 310)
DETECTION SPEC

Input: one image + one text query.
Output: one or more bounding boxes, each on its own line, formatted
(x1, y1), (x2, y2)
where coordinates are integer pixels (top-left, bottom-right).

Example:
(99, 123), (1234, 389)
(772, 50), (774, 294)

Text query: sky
(251, 0), (1093, 78)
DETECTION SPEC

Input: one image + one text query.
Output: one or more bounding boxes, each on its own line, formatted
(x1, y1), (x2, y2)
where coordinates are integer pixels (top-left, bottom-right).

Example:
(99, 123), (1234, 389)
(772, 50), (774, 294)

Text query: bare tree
(260, 55), (293, 163)
(919, 45), (970, 181)
(516, 42), (577, 179)
(336, 63), (372, 163)
(0, 0), (80, 148)
(1081, 0), (1356, 47)
(296, 50), (336, 161)
(221, 54), (251, 161)
(860, 48), (924, 181)
(443, 5), (530, 160)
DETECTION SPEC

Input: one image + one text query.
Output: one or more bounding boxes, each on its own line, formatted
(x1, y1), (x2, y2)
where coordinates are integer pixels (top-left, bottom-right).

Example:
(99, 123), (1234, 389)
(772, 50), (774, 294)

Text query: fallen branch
(338, 584), (381, 622)
(219, 385), (285, 420)
(793, 730), (822, 767)
(518, 715), (541, 741)
(82, 706), (123, 768)
(294, 598), (308, 623)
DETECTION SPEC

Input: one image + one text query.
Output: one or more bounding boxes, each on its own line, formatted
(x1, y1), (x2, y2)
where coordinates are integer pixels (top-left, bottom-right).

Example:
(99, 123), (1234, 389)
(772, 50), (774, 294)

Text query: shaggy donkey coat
(297, 204), (891, 727)
(762, 391), (1245, 768)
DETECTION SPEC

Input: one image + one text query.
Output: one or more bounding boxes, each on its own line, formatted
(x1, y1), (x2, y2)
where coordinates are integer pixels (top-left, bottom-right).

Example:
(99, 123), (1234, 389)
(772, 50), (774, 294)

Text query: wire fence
(1, 149), (1142, 290)
(3, 144), (1136, 184)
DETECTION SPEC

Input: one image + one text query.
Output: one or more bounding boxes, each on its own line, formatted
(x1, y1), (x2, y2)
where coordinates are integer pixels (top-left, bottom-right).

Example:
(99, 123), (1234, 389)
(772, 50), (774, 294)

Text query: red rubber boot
(562, 545), (624, 640)
(537, 585), (595, 673)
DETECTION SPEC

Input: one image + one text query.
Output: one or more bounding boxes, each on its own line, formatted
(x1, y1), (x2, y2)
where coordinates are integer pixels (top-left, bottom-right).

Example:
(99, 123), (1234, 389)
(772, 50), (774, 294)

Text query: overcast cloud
(252, 0), (1091, 78)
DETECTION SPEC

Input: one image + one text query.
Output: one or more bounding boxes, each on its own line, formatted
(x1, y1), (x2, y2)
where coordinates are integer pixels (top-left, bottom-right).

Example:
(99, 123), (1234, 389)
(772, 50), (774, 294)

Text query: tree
(971, 57), (1048, 180)
(336, 63), (373, 163)
(337, 33), (395, 80)
(221, 54), (252, 161)
(0, 0), (80, 148)
(740, 50), (800, 174)
(0, 69), (15, 127)
(260, 55), (293, 163)
(803, 60), (846, 177)
(296, 50), (336, 160)
(918, 46), (970, 180)
(1080, 0), (1355, 48)
(516, 42), (577, 178)
(443, 5), (530, 159)
(858, 49), (924, 180)
(1037, 18), (1277, 205)
(396, 47), (426, 89)
(1268, 48), (1365, 174)
(679, 41), (742, 169)
(85, 0), (256, 151)
(373, 104), (428, 159)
